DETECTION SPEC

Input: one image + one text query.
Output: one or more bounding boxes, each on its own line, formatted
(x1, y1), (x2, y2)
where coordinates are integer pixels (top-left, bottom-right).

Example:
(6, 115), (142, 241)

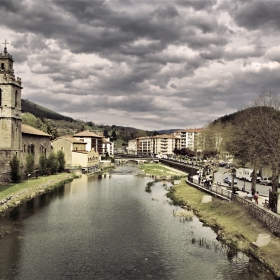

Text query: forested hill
(22, 99), (73, 121)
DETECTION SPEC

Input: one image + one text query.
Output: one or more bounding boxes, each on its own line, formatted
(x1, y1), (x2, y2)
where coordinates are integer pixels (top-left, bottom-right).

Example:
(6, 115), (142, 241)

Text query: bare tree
(227, 90), (280, 212)
(250, 90), (280, 212)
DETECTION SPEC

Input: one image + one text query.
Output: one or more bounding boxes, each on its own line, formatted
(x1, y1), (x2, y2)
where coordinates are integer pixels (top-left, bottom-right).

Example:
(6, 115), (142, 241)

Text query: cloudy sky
(1, 0), (280, 130)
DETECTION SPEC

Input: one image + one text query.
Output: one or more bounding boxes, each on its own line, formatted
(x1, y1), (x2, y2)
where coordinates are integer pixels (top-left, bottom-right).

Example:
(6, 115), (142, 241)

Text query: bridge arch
(126, 159), (139, 164)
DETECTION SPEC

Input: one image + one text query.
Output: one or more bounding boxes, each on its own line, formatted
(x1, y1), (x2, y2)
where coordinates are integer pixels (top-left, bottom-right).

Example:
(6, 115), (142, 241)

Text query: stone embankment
(0, 173), (75, 216)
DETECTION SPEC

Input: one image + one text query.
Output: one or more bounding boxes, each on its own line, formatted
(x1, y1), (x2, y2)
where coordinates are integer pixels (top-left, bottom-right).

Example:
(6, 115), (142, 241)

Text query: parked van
(260, 177), (272, 185)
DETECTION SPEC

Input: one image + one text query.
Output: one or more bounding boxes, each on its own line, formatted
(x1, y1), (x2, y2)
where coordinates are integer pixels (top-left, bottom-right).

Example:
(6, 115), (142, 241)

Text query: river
(0, 164), (275, 279)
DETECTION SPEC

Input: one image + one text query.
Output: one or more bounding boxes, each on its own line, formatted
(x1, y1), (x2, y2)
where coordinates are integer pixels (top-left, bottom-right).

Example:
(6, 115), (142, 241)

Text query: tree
(46, 123), (59, 140)
(103, 129), (109, 138)
(225, 108), (264, 195)
(57, 150), (66, 172)
(251, 91), (280, 213)
(22, 112), (48, 133)
(226, 90), (280, 212)
(111, 130), (117, 141)
(10, 154), (20, 183)
(25, 153), (35, 176)
(47, 152), (58, 174)
(39, 154), (48, 175)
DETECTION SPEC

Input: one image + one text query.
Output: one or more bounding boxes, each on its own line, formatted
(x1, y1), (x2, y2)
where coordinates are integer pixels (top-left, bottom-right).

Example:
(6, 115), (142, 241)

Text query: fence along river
(0, 163), (275, 279)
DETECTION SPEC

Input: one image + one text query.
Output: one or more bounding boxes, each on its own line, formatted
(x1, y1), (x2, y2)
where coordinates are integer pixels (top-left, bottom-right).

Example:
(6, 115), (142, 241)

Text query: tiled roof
(73, 130), (103, 138)
(152, 134), (177, 139)
(73, 150), (88, 154)
(21, 124), (51, 137)
(102, 138), (111, 143)
(53, 135), (86, 144)
(184, 128), (203, 133)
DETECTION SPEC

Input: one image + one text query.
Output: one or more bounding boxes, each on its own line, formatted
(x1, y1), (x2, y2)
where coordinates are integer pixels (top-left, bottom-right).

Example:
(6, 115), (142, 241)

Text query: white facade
(137, 137), (151, 155)
(174, 128), (202, 151)
(136, 134), (179, 156)
(127, 139), (137, 155)
(102, 138), (114, 156)
(151, 134), (179, 155)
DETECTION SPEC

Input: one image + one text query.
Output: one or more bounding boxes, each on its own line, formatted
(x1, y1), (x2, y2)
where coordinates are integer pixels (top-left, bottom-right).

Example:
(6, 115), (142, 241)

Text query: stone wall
(232, 194), (280, 237)
(22, 134), (52, 168)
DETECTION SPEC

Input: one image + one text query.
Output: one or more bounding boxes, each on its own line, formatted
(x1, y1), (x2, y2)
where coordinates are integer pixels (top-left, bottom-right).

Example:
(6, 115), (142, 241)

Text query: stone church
(0, 42), (52, 183)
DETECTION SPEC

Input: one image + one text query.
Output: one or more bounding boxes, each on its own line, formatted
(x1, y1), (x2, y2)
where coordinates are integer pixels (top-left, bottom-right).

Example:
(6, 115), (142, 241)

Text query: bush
(47, 152), (58, 174)
(25, 153), (35, 176)
(39, 154), (48, 175)
(10, 154), (20, 183)
(57, 150), (66, 172)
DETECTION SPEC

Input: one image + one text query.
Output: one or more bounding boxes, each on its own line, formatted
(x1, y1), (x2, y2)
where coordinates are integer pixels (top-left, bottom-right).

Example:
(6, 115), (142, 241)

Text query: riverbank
(0, 172), (78, 216)
(140, 163), (280, 278)
(169, 179), (280, 278)
(138, 162), (187, 178)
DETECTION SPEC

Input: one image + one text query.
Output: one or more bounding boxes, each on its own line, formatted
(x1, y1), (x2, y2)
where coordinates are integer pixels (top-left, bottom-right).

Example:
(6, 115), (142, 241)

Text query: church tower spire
(0, 40), (22, 162)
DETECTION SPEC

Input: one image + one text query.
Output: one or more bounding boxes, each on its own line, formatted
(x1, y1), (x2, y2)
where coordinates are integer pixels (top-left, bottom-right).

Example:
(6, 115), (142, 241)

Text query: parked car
(223, 177), (237, 185)
(260, 177), (272, 185)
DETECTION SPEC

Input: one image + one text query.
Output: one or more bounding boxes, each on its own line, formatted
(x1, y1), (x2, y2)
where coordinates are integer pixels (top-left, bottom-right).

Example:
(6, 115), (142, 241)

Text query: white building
(127, 139), (137, 155)
(102, 138), (114, 156)
(136, 134), (180, 156)
(151, 134), (179, 156)
(174, 128), (203, 151)
(137, 136), (152, 156)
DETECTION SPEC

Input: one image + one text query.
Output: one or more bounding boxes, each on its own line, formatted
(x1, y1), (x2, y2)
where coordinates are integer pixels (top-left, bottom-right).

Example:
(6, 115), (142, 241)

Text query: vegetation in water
(145, 181), (154, 193)
(168, 178), (280, 278)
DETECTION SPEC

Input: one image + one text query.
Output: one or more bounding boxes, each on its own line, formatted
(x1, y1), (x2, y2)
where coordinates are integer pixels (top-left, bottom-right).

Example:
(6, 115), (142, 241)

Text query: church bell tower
(0, 40), (22, 155)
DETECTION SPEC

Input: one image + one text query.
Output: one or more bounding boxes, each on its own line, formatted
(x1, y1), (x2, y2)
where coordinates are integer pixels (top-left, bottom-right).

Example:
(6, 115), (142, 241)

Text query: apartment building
(174, 128), (203, 151)
(73, 130), (104, 154)
(137, 136), (151, 156)
(151, 134), (179, 156)
(136, 134), (180, 156)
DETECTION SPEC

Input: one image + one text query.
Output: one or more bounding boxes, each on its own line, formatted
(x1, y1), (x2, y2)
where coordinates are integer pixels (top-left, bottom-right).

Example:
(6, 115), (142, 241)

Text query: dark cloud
(0, 0), (279, 130)
(176, 0), (217, 11)
(232, 1), (280, 32)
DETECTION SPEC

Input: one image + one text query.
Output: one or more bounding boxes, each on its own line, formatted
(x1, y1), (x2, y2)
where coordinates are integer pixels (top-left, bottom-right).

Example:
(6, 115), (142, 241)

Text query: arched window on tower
(15, 90), (18, 108)
(1, 63), (4, 70)
(0, 89), (2, 107)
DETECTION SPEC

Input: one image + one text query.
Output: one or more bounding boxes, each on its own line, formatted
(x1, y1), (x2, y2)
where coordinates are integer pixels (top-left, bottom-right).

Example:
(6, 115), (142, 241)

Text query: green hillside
(20, 99), (155, 147)
(22, 99), (73, 121)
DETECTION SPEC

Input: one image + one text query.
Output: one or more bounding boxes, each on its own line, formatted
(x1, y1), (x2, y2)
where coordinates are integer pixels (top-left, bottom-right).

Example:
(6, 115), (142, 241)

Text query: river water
(0, 164), (275, 280)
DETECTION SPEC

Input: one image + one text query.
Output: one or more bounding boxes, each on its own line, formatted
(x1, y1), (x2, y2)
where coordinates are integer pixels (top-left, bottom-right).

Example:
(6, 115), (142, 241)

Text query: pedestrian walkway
(236, 190), (269, 208)
(189, 175), (271, 210)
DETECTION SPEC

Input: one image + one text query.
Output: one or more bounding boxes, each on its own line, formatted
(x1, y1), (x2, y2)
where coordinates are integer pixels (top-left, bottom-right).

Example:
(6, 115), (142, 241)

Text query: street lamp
(231, 167), (236, 194)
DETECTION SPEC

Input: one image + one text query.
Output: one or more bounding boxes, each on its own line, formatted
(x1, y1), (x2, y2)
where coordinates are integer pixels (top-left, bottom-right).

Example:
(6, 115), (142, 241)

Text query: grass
(0, 173), (76, 215)
(139, 163), (186, 177)
(169, 179), (280, 278)
(0, 174), (70, 201)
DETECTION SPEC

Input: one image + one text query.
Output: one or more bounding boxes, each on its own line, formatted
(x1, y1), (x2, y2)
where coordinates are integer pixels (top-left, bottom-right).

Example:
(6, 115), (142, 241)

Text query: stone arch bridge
(114, 155), (159, 164)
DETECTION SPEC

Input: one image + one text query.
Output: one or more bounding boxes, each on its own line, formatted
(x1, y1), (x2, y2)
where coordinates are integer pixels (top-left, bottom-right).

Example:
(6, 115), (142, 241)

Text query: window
(15, 90), (18, 107)
(0, 89), (1, 106)
(1, 63), (4, 70)
(28, 144), (35, 154)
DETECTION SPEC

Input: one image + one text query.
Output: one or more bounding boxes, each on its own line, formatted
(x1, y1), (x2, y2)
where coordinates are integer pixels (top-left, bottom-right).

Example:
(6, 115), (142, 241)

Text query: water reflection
(0, 164), (276, 280)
